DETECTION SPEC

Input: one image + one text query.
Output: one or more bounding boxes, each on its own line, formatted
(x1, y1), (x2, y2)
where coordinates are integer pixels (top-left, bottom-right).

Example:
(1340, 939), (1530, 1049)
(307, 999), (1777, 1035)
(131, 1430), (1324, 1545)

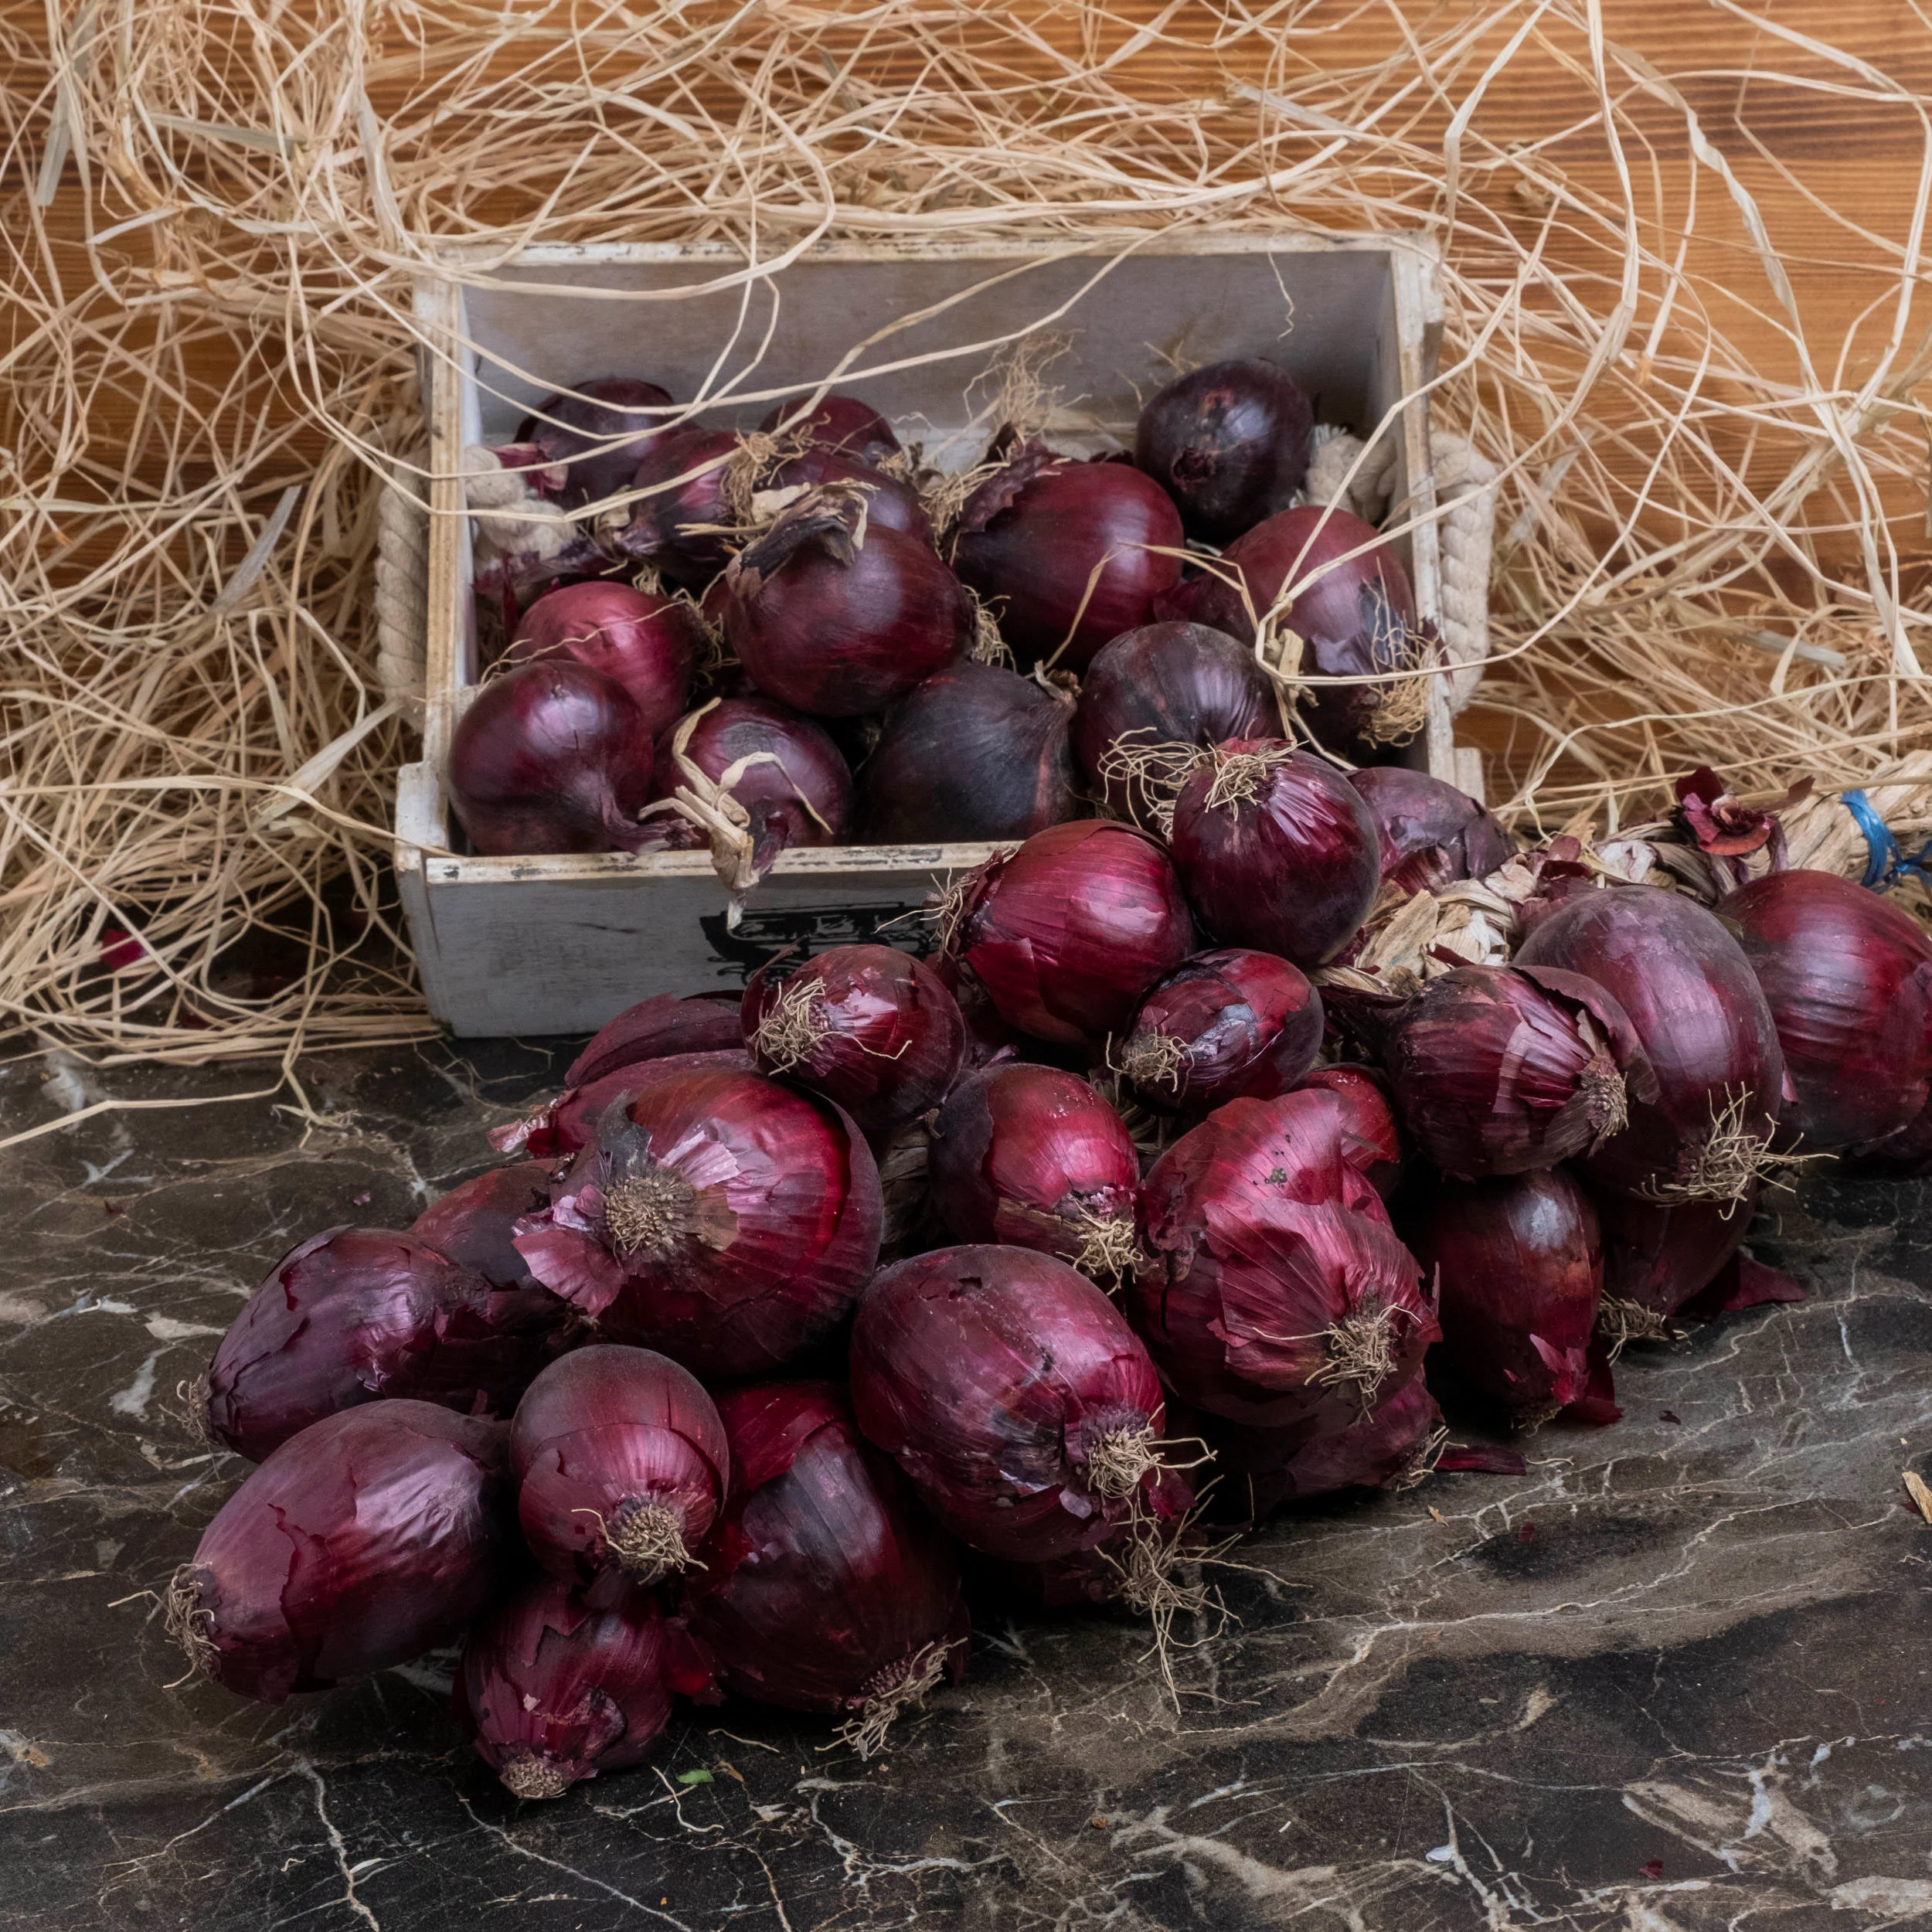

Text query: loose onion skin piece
(852, 1244), (1172, 1563)
(1348, 765), (1515, 894)
(741, 944), (966, 1136)
(1513, 885), (1787, 1203)
(448, 659), (657, 857)
(198, 1226), (569, 1463)
(757, 393), (901, 467)
(457, 1576), (714, 1800)
(1168, 740), (1379, 967)
(1295, 1065), (1405, 1199)
(410, 1162), (559, 1289)
(951, 450), (1184, 671)
(944, 818), (1197, 1046)
(169, 1402), (514, 1703)
(513, 1067), (882, 1379)
(1723, 869), (1932, 1151)
(684, 1381), (968, 1744)
(505, 580), (701, 738)
(927, 1064), (1141, 1281)
(566, 992), (745, 1090)
(1403, 1167), (1602, 1426)
(1134, 359), (1314, 543)
(511, 1345), (730, 1588)
(1117, 947), (1323, 1113)
(765, 447), (931, 544)
(1132, 1090), (1436, 1431)
(517, 376), (674, 508)
(859, 660), (1082, 843)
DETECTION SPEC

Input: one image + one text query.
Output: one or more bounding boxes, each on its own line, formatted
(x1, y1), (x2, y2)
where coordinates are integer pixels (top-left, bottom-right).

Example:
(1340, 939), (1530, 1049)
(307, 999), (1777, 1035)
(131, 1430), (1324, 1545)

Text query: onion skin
(1134, 359), (1313, 543)
(513, 1067), (882, 1379)
(1168, 740), (1379, 967)
(741, 944), (965, 1135)
(457, 1576), (714, 1799)
(1403, 1168), (1602, 1425)
(1072, 622), (1277, 829)
(766, 447), (930, 544)
(1375, 964), (1657, 1179)
(946, 819), (1196, 1045)
(852, 1244), (1171, 1563)
(566, 993), (745, 1090)
(1295, 1065), (1405, 1199)
(505, 581), (700, 738)
(1349, 766), (1514, 894)
(724, 487), (968, 716)
(410, 1162), (559, 1288)
(859, 661), (1081, 843)
(199, 1227), (569, 1464)
(511, 1345), (730, 1588)
(517, 376), (673, 507)
(927, 1065), (1140, 1277)
(951, 451), (1184, 671)
(172, 1402), (513, 1703)
(1513, 885), (1787, 1202)
(1591, 1185), (1751, 1322)
(1117, 947), (1323, 1112)
(607, 427), (746, 587)
(1723, 869), (1932, 1151)
(758, 394), (900, 466)
(1132, 1090), (1436, 1431)
(684, 1382), (968, 1724)
(448, 659), (656, 857)
(489, 1050), (756, 1162)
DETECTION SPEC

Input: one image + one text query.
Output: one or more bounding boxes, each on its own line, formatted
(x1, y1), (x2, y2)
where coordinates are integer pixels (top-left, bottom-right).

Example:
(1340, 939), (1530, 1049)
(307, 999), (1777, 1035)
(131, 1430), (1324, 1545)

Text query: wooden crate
(395, 233), (1447, 1038)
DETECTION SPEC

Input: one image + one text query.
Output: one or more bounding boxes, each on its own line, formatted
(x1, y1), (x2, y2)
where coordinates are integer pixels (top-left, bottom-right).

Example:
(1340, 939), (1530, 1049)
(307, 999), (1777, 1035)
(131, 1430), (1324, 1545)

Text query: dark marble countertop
(3, 1040), (1930, 1932)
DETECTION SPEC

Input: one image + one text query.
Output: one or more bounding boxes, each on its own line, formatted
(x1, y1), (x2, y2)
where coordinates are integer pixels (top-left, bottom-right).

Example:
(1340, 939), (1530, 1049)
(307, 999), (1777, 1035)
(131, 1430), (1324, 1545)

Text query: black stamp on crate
(699, 903), (931, 981)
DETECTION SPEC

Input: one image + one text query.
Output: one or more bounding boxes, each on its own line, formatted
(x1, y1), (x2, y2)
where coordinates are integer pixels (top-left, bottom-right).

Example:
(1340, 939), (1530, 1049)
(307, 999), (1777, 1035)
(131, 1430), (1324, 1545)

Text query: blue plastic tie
(1841, 789), (1932, 890)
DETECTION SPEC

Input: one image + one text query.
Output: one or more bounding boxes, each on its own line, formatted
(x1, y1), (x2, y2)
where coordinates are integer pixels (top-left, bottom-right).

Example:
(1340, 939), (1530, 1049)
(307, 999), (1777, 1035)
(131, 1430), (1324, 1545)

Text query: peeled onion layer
(505, 580), (699, 738)
(1348, 765), (1515, 895)
(1294, 1064), (1405, 1199)
(517, 375), (674, 507)
(1134, 358), (1313, 543)
(410, 1162), (559, 1289)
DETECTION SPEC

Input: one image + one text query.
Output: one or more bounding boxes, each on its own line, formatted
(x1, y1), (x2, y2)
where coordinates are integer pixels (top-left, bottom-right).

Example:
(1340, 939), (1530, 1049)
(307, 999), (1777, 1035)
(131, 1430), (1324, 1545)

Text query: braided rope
(374, 451), (429, 729)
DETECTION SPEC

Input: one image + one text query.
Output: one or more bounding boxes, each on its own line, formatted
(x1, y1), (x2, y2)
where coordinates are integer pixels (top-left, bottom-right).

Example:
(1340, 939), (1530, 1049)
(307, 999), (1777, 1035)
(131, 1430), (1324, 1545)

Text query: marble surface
(2, 1039), (1930, 1932)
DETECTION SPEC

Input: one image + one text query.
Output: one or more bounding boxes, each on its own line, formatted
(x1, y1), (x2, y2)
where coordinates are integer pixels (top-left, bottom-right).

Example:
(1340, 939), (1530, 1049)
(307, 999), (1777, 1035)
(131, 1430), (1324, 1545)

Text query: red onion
(859, 661), (1080, 842)
(1349, 765), (1514, 895)
(448, 659), (655, 856)
(1723, 869), (1932, 1151)
(765, 446), (930, 544)
(457, 1575), (714, 1799)
(758, 393), (901, 466)
(1295, 1065), (1405, 1199)
(513, 1066), (881, 1378)
(196, 1227), (566, 1463)
(1071, 622), (1277, 830)
(685, 1381), (968, 1753)
(489, 1050), (755, 1162)
(566, 992), (745, 1089)
(851, 1243), (1172, 1563)
(505, 581), (700, 738)
(1134, 359), (1313, 543)
(511, 1344), (729, 1587)
(940, 819), (1196, 1045)
(1132, 1090), (1435, 1430)
(1168, 740), (1379, 966)
(410, 1162), (558, 1288)
(1374, 964), (1657, 1179)
(1590, 1185), (1752, 1345)
(1845, 1095), (1932, 1174)
(1178, 506), (1427, 755)
(1403, 1168), (1602, 1426)
(927, 1065), (1141, 1283)
(167, 1403), (512, 1703)
(951, 449), (1183, 671)
(723, 486), (967, 716)
(1116, 947), (1322, 1112)
(606, 427), (747, 587)
(517, 376), (673, 507)
(742, 944), (965, 1135)
(1514, 885), (1787, 1204)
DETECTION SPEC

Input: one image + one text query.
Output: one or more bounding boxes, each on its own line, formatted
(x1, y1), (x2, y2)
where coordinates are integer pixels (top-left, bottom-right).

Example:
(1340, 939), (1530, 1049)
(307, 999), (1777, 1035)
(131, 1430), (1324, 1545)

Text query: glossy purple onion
(1590, 1184), (1753, 1332)
(765, 446), (930, 543)
(517, 376), (674, 507)
(606, 427), (745, 587)
(410, 1162), (558, 1288)
(1117, 947), (1322, 1112)
(489, 1050), (757, 1163)
(1294, 1064), (1405, 1199)
(1349, 765), (1514, 894)
(1134, 359), (1313, 543)
(758, 393), (901, 466)
(505, 581), (700, 737)
(565, 993), (746, 1090)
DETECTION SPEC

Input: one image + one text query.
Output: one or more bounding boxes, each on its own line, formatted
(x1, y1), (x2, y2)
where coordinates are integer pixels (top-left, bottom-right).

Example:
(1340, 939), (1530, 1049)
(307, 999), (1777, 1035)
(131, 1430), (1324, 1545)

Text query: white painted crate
(394, 233), (1449, 1038)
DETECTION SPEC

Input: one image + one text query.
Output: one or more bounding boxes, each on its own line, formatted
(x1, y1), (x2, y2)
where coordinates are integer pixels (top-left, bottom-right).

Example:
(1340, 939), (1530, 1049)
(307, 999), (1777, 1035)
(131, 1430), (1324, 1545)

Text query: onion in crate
(1134, 359), (1314, 542)
(764, 446), (931, 543)
(757, 393), (901, 467)
(604, 426), (749, 587)
(1349, 765), (1515, 894)
(1114, 947), (1323, 1112)
(516, 375), (673, 506)
(505, 580), (701, 737)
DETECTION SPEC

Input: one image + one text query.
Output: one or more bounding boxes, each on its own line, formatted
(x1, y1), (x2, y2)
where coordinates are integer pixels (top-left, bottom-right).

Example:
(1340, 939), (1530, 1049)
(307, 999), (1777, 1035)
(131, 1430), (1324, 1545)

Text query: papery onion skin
(410, 1163), (560, 1289)
(1168, 740), (1379, 967)
(1134, 359), (1314, 543)
(511, 1345), (730, 1588)
(199, 1227), (568, 1463)
(457, 1575), (714, 1799)
(607, 427), (747, 587)
(741, 944), (965, 1135)
(758, 394), (901, 466)
(927, 1064), (1139, 1276)
(449, 660), (658, 857)
(1375, 964), (1656, 1179)
(1117, 947), (1322, 1112)
(517, 376), (674, 507)
(171, 1402), (512, 1703)
(1403, 1167), (1602, 1424)
(488, 1050), (756, 1162)
(851, 1243), (1171, 1563)
(1349, 766), (1515, 895)
(1590, 1184), (1752, 1322)
(684, 1381), (968, 1720)
(1723, 869), (1932, 1151)
(505, 581), (701, 738)
(566, 993), (746, 1090)
(945, 819), (1196, 1045)
(859, 661), (1081, 843)
(1513, 885), (1786, 1202)
(1131, 1090), (1436, 1431)
(766, 447), (930, 544)
(513, 1067), (882, 1379)
(1295, 1065), (1405, 1199)
(951, 451), (1184, 672)
(1071, 622), (1277, 829)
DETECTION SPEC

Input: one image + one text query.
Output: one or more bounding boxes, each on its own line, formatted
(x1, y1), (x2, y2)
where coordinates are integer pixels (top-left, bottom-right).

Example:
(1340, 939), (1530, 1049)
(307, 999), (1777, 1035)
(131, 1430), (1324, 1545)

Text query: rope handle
(374, 450), (430, 730)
